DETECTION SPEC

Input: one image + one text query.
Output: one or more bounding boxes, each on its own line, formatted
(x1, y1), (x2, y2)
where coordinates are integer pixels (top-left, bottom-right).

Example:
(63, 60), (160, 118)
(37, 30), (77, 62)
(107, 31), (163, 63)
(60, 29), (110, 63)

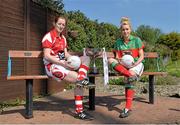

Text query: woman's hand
(65, 60), (75, 70)
(117, 58), (123, 64)
(129, 62), (138, 68)
(59, 60), (74, 70)
(118, 57), (138, 68)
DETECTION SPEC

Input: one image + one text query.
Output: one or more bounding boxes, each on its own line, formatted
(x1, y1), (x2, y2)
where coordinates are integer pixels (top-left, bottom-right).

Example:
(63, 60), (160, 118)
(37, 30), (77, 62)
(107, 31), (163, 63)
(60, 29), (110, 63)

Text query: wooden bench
(7, 50), (167, 119)
(84, 51), (167, 111)
(7, 50), (93, 119)
(94, 51), (167, 105)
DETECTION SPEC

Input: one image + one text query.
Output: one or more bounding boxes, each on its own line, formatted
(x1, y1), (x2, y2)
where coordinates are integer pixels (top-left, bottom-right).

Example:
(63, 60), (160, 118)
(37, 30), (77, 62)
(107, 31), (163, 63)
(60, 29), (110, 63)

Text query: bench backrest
(8, 50), (159, 59)
(7, 51), (43, 77)
(7, 50), (159, 77)
(100, 52), (158, 58)
(8, 50), (43, 58)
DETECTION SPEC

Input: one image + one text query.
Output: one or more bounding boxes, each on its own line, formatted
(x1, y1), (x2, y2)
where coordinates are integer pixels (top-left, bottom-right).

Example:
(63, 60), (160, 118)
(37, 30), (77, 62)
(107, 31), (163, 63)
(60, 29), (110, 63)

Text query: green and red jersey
(113, 35), (144, 62)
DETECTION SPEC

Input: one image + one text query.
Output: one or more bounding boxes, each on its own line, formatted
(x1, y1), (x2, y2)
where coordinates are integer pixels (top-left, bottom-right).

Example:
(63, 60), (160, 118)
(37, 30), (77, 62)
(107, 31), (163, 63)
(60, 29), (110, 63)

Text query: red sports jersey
(42, 28), (67, 64)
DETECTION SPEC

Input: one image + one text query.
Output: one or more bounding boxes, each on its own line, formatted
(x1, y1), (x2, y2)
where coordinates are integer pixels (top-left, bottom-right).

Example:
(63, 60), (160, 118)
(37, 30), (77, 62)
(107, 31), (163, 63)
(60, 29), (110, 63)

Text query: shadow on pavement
(1, 93), (148, 123)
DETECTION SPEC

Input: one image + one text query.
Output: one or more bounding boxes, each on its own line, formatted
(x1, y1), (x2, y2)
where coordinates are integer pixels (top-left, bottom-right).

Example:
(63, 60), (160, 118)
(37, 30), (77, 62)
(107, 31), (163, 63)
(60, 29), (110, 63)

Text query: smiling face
(54, 17), (66, 34)
(121, 23), (131, 40)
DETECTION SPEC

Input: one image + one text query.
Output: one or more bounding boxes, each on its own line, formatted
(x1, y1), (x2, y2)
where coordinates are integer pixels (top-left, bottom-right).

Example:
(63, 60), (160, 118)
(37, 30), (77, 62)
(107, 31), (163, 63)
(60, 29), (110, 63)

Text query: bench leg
(149, 75), (154, 104)
(25, 79), (33, 119)
(89, 76), (95, 110)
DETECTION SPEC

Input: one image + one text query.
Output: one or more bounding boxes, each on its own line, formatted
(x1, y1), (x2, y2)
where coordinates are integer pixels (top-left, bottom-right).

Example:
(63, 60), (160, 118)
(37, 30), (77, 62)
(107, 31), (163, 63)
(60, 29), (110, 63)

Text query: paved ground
(0, 89), (180, 124)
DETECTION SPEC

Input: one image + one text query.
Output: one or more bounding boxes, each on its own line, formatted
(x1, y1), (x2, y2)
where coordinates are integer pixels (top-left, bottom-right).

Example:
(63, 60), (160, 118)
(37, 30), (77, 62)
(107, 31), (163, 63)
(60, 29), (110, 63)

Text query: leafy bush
(108, 75), (179, 86)
(166, 60), (180, 77)
(156, 76), (179, 85)
(65, 84), (75, 90)
(109, 77), (124, 85)
(139, 76), (149, 82)
(0, 98), (25, 113)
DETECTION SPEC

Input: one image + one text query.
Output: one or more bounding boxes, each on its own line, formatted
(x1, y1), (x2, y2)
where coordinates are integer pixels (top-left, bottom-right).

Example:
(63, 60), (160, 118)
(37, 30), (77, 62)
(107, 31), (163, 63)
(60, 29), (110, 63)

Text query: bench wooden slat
(7, 72), (167, 80)
(7, 75), (48, 80)
(96, 52), (159, 59)
(89, 72), (167, 77)
(8, 50), (84, 58)
(144, 52), (158, 58)
(9, 50), (43, 58)
(142, 72), (167, 76)
(9, 50), (158, 58)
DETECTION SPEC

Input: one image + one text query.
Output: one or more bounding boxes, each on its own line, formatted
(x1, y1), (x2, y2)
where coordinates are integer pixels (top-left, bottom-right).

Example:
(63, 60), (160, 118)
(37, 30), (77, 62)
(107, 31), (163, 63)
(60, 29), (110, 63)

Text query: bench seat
(7, 75), (48, 80)
(142, 72), (167, 76)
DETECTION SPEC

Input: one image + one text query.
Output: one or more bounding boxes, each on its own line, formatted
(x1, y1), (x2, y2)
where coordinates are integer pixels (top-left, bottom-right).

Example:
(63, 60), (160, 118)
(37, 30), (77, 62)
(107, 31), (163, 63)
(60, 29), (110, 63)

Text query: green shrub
(139, 75), (179, 85)
(0, 98), (25, 113)
(139, 76), (149, 82)
(65, 84), (75, 90)
(109, 77), (124, 85)
(108, 75), (179, 86)
(166, 60), (180, 77)
(156, 76), (179, 85)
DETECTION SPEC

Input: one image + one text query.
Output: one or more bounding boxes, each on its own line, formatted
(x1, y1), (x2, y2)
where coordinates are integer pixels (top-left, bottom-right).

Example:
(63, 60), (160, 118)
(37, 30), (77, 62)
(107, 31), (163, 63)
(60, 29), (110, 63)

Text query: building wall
(0, 0), (67, 101)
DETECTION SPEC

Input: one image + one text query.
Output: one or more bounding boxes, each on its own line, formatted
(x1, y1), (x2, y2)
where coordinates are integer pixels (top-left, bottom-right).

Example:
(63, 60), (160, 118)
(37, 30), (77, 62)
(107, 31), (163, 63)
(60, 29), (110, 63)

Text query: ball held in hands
(121, 55), (134, 68)
(67, 56), (81, 70)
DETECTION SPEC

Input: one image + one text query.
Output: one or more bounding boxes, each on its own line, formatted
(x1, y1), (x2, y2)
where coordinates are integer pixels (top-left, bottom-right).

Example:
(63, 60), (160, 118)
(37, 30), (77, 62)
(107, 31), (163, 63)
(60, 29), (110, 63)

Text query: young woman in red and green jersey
(108, 17), (144, 118)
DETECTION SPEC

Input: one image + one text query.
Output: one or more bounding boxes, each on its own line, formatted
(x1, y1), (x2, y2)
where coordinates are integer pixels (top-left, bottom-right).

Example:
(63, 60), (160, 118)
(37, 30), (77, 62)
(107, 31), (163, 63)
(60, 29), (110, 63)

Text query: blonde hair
(120, 17), (132, 38)
(120, 17), (132, 29)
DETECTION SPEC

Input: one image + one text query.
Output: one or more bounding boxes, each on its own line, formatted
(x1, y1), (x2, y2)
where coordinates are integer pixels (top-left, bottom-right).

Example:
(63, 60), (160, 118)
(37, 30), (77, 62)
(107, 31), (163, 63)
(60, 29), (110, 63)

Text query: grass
(65, 84), (75, 90)
(109, 75), (179, 86)
(0, 98), (25, 113)
(165, 60), (180, 77)
(0, 94), (50, 113)
(109, 77), (124, 85)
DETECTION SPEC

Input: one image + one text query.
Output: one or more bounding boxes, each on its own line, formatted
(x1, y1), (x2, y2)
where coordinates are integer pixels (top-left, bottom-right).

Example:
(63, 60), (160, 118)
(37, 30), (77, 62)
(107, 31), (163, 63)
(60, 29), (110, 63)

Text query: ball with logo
(67, 56), (81, 70)
(121, 55), (134, 68)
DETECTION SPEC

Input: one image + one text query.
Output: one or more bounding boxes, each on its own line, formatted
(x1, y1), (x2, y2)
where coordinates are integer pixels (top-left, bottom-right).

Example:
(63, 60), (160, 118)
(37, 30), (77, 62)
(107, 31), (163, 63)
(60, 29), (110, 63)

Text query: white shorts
(45, 63), (70, 82)
(129, 62), (144, 76)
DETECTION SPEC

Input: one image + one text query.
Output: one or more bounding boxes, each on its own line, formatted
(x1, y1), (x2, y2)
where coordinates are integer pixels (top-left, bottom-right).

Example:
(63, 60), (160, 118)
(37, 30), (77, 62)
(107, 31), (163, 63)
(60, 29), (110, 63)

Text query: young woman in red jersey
(42, 16), (94, 120)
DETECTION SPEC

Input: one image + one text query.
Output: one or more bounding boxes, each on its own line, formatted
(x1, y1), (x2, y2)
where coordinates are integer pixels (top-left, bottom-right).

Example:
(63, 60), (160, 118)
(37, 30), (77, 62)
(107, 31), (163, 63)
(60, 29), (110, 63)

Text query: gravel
(95, 77), (180, 98)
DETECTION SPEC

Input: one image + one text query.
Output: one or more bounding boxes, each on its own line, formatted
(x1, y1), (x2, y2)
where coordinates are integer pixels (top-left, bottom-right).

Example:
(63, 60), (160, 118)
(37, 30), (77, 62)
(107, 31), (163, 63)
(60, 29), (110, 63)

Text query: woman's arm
(133, 48), (144, 67)
(43, 48), (66, 66)
(64, 48), (71, 59)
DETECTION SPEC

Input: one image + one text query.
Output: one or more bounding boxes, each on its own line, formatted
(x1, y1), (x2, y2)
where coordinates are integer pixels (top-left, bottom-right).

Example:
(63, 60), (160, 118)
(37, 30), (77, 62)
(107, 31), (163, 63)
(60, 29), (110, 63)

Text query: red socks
(125, 88), (134, 110)
(114, 64), (132, 77)
(75, 95), (83, 113)
(77, 64), (89, 80)
(112, 62), (135, 110)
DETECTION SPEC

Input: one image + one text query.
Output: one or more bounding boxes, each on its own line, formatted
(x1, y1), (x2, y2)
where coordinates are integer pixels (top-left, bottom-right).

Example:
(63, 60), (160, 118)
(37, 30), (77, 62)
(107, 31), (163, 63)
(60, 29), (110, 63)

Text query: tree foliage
(136, 25), (162, 45)
(66, 11), (119, 51)
(157, 32), (180, 60)
(33, 0), (64, 13)
(34, 0), (180, 63)
(157, 32), (180, 50)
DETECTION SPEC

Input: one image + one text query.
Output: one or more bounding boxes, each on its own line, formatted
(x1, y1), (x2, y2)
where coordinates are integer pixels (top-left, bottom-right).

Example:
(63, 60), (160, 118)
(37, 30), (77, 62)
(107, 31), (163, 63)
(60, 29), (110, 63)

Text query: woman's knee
(64, 71), (78, 82)
(108, 58), (118, 64)
(129, 70), (136, 76)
